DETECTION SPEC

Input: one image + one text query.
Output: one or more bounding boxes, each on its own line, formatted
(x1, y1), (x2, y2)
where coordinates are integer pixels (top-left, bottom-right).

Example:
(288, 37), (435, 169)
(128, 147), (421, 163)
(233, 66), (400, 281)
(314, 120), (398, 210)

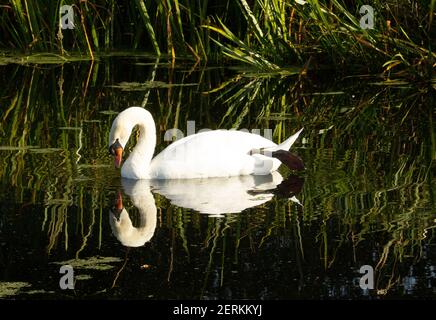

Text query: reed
(0, 1), (234, 61)
(205, 0), (436, 77)
(1, 0), (433, 77)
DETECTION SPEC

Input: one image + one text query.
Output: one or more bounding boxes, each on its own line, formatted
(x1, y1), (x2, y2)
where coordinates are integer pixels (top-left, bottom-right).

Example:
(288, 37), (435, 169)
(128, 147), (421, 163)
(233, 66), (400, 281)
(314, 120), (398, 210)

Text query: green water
(0, 56), (434, 299)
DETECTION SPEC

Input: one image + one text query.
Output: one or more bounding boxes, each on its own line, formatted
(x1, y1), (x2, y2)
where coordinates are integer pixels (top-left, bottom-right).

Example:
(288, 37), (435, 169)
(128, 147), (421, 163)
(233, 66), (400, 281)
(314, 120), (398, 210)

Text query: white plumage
(109, 107), (303, 180)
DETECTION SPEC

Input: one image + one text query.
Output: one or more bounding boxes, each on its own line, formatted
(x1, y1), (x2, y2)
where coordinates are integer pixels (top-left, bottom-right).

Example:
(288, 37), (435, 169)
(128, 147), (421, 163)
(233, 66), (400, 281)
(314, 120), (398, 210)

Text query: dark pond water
(0, 55), (435, 299)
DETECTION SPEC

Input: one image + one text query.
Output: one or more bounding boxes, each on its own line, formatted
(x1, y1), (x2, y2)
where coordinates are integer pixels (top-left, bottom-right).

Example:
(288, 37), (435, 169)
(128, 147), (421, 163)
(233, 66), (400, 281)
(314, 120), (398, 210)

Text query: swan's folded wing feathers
(149, 130), (277, 179)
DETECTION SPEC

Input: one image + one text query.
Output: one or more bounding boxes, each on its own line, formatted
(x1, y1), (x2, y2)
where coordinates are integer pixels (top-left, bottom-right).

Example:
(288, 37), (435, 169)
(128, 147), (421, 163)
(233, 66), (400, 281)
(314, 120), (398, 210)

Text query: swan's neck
(110, 191), (157, 247)
(122, 111), (156, 179)
(133, 191), (157, 240)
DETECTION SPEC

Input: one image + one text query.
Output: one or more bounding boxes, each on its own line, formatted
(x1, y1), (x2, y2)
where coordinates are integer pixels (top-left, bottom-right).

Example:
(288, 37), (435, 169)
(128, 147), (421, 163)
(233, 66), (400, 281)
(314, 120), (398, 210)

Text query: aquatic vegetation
(0, 282), (31, 298)
(0, 0), (433, 300)
(0, 57), (434, 298)
(52, 256), (123, 271)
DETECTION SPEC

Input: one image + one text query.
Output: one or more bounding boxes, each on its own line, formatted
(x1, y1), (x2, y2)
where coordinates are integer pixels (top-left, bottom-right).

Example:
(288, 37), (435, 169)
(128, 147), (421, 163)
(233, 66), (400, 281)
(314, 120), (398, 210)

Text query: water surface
(0, 56), (434, 299)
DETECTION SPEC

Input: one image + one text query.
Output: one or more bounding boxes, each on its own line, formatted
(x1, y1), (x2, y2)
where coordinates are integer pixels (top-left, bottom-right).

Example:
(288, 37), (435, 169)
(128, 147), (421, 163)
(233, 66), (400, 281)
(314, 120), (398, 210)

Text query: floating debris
(111, 81), (198, 91)
(0, 282), (31, 298)
(51, 256), (123, 271)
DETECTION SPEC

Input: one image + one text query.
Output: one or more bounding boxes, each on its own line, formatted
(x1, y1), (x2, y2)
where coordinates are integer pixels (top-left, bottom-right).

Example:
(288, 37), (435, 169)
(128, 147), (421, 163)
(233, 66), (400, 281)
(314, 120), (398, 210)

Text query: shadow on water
(0, 56), (434, 299)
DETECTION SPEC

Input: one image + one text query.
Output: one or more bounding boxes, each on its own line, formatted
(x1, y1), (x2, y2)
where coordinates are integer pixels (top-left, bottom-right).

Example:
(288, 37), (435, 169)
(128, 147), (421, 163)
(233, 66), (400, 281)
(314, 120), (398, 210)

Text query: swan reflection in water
(109, 172), (304, 247)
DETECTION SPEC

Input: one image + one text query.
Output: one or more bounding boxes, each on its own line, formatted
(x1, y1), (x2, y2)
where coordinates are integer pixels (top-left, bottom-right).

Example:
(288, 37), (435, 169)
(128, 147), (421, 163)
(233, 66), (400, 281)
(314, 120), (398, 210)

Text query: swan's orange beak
(115, 191), (123, 211)
(114, 147), (123, 169)
(111, 191), (124, 221)
(109, 139), (123, 169)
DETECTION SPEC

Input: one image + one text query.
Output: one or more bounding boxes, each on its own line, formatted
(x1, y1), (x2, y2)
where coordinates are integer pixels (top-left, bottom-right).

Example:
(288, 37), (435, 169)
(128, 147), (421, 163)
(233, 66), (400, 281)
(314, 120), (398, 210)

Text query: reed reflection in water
(0, 57), (434, 299)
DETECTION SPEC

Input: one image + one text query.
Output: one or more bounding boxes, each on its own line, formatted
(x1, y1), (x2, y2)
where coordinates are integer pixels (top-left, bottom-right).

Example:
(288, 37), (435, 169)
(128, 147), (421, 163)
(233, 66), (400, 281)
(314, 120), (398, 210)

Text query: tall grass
(0, 1), (237, 61)
(1, 1), (111, 54)
(205, 0), (436, 77)
(1, 0), (433, 77)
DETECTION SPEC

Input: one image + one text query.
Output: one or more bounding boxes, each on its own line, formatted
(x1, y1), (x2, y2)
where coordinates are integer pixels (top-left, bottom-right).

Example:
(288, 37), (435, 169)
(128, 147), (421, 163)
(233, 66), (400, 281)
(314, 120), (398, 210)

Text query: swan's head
(109, 192), (135, 246)
(108, 108), (139, 168)
(110, 191), (124, 221)
(109, 138), (123, 168)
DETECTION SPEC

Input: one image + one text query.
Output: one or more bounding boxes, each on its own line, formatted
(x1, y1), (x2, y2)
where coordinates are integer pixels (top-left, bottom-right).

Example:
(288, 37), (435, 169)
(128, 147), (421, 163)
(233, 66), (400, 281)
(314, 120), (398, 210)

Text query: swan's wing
(149, 130), (280, 179)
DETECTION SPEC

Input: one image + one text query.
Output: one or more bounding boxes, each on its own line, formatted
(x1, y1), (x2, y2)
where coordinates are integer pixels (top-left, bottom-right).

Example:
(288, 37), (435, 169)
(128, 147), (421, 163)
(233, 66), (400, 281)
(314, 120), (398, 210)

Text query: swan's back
(149, 130), (278, 179)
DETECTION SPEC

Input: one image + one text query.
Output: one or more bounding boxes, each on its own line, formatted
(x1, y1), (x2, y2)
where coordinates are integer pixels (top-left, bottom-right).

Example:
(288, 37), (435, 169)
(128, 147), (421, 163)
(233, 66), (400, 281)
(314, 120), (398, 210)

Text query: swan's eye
(109, 139), (121, 155)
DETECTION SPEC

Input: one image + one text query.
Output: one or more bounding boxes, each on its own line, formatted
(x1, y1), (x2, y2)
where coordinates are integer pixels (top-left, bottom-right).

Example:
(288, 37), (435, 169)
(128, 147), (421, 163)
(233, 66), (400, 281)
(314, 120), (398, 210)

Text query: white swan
(151, 172), (287, 215)
(110, 174), (303, 246)
(109, 185), (157, 247)
(109, 107), (304, 180)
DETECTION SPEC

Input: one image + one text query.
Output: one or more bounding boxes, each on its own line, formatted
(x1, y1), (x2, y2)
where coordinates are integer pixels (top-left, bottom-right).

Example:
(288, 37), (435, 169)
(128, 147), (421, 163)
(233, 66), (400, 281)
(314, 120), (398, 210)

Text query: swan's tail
(275, 128), (304, 151)
(249, 128), (304, 172)
(249, 128), (304, 155)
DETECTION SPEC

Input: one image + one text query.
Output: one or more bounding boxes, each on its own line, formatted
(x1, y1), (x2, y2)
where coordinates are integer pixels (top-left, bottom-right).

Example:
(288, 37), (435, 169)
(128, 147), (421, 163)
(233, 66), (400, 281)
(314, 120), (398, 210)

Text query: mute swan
(109, 107), (304, 180)
(109, 187), (157, 247)
(109, 174), (303, 247)
(151, 173), (303, 215)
